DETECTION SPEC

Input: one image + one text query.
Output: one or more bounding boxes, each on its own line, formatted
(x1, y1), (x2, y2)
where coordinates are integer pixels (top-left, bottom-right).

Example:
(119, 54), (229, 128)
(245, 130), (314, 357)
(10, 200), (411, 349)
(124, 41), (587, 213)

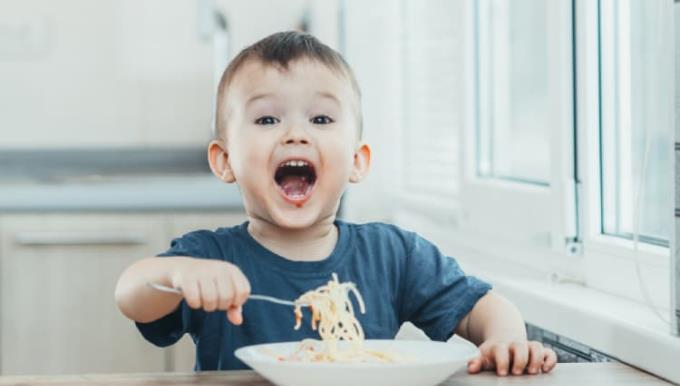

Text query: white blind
(401, 0), (462, 196)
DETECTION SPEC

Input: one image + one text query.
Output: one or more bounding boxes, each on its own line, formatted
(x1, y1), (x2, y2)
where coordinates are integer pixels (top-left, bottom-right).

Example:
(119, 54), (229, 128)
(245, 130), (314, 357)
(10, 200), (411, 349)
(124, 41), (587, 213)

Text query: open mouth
(274, 159), (317, 203)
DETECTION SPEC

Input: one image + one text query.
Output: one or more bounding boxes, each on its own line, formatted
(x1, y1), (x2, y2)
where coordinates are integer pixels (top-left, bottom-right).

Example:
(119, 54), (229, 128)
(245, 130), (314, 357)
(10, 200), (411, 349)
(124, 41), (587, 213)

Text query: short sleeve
(135, 231), (216, 347)
(136, 301), (199, 347)
(156, 230), (220, 258)
(398, 233), (492, 341)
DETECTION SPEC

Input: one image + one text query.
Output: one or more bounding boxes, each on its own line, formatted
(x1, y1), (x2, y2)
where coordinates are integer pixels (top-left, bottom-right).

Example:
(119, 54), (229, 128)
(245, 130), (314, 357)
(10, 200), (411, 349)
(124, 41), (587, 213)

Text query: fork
(147, 282), (307, 307)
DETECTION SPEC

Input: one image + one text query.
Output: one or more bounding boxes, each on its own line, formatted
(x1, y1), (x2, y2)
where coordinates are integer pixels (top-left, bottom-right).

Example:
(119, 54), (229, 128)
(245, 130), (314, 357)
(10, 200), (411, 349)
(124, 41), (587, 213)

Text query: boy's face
(209, 58), (370, 230)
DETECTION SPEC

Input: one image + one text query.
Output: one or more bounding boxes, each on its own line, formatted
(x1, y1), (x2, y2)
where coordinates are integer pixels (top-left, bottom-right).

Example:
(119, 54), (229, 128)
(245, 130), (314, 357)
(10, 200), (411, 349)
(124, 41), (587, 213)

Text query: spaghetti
(283, 273), (397, 363)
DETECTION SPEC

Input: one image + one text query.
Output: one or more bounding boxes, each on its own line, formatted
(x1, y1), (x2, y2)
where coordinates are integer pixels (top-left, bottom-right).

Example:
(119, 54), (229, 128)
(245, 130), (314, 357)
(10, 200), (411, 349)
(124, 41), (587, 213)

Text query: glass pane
(600, 0), (672, 244)
(475, 0), (551, 185)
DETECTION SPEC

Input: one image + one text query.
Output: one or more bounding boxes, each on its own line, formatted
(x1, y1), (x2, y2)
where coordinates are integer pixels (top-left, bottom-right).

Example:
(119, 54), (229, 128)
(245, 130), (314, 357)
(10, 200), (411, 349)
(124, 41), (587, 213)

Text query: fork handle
(146, 282), (304, 307)
(147, 282), (182, 295)
(248, 294), (296, 306)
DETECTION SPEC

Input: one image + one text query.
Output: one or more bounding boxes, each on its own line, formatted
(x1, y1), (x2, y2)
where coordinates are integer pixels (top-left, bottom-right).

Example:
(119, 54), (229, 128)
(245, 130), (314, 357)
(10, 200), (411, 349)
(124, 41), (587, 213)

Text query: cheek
(230, 136), (271, 178)
(324, 148), (355, 182)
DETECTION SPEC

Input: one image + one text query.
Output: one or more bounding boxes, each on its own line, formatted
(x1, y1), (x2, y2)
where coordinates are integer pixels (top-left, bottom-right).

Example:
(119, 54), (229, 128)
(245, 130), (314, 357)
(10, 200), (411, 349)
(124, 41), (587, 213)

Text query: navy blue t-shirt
(136, 220), (491, 370)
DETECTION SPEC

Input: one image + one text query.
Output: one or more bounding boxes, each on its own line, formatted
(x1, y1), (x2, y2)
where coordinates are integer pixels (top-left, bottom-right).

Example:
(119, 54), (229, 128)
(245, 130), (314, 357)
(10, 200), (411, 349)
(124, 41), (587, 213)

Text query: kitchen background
(1, 0), (679, 383)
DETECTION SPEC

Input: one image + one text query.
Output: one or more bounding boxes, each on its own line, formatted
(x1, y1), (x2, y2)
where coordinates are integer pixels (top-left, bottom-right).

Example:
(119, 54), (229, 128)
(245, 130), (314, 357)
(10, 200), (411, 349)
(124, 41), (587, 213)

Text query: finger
(227, 305), (243, 325)
(510, 342), (529, 375)
(527, 341), (544, 375)
(215, 275), (233, 311)
(492, 344), (510, 376)
(467, 356), (483, 373)
(231, 270), (251, 307)
(181, 279), (202, 309)
(199, 278), (218, 312)
(542, 348), (558, 373)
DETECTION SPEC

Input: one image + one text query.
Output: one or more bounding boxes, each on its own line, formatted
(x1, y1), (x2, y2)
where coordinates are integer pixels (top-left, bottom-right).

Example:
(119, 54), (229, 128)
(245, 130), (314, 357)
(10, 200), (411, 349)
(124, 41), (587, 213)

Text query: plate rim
(234, 339), (480, 369)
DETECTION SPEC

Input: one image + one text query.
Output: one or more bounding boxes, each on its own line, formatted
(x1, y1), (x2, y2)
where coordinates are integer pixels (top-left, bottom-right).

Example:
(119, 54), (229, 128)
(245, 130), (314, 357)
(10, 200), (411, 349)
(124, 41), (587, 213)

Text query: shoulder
(159, 222), (247, 259)
(175, 224), (240, 246)
(340, 220), (418, 252)
(344, 220), (414, 237)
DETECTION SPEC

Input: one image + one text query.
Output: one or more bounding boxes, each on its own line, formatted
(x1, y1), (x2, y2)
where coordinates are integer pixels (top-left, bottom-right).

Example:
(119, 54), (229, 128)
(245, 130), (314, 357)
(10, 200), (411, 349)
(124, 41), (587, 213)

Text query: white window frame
(575, 0), (672, 312)
(377, 0), (673, 319)
(453, 0), (578, 262)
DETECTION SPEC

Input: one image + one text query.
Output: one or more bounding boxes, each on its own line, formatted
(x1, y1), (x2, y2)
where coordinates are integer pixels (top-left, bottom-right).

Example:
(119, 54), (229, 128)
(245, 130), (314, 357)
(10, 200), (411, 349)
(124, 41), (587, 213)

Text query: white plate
(234, 339), (479, 386)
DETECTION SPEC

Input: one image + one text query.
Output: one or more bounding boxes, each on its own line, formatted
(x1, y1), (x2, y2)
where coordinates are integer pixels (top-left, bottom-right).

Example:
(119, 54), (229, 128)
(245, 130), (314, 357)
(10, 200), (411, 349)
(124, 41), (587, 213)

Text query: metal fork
(147, 282), (307, 307)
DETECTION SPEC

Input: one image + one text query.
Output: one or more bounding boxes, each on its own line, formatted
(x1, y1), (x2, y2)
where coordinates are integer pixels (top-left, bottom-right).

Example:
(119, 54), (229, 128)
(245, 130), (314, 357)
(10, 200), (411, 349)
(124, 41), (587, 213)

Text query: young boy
(115, 31), (557, 376)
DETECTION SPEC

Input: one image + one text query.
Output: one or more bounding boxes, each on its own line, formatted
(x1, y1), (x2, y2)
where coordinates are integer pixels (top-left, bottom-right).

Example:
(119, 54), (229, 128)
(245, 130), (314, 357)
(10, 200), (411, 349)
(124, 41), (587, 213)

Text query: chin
(269, 204), (332, 230)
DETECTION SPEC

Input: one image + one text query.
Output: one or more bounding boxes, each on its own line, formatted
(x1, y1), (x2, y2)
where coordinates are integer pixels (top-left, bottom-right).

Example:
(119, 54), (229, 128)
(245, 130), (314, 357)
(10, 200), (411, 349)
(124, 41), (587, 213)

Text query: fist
(171, 258), (251, 325)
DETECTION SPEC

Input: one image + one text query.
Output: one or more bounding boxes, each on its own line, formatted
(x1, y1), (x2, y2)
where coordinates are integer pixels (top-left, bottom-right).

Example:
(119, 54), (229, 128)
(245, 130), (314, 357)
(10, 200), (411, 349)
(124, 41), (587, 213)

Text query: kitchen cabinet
(0, 214), (167, 375)
(0, 212), (246, 375)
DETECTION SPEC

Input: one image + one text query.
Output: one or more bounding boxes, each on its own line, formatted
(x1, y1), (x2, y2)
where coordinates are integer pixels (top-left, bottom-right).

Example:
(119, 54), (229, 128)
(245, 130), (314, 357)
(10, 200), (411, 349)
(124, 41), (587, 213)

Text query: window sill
(452, 247), (680, 384)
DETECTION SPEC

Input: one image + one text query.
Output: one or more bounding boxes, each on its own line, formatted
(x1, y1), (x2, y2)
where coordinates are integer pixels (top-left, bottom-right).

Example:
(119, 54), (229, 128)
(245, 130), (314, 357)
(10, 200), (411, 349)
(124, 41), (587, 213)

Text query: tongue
(279, 176), (310, 197)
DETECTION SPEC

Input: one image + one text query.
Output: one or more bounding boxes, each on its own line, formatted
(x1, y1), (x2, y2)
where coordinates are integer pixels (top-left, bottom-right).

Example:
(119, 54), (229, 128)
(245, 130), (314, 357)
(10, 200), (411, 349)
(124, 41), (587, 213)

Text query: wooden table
(0, 363), (672, 386)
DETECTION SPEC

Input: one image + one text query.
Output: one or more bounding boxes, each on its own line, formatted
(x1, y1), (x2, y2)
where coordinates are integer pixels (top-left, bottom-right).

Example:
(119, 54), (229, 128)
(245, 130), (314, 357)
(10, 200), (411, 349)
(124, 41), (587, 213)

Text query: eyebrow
(315, 91), (341, 106)
(245, 93), (274, 107)
(245, 91), (342, 108)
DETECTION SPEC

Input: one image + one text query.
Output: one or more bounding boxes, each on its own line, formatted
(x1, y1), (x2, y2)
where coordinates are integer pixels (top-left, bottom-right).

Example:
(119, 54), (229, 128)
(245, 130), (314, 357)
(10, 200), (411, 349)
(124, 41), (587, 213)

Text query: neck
(247, 215), (339, 261)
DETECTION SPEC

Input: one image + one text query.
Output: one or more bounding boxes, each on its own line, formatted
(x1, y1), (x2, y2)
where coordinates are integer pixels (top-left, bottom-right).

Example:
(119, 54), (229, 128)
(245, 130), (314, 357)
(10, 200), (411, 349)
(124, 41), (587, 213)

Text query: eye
(311, 115), (334, 125)
(255, 116), (279, 125)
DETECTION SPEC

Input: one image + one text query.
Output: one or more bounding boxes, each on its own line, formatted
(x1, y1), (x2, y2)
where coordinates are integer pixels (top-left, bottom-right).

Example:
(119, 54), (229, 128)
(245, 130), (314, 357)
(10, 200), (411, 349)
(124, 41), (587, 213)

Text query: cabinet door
(164, 212), (247, 372)
(0, 214), (168, 375)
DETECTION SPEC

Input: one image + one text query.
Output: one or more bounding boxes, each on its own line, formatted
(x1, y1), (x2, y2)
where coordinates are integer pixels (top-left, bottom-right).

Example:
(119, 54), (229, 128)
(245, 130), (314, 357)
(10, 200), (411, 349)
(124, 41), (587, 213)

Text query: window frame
(371, 0), (673, 314)
(455, 0), (577, 257)
(456, 0), (672, 312)
(575, 0), (672, 312)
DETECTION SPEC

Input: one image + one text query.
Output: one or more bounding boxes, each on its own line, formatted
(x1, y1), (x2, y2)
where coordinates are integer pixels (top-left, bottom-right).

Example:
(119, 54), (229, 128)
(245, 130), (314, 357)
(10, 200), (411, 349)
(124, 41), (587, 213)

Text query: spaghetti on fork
(283, 273), (397, 363)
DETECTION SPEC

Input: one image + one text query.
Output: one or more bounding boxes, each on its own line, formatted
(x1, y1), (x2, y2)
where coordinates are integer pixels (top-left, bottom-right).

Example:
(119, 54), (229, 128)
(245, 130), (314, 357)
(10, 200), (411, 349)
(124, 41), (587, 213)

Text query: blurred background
(0, 0), (677, 380)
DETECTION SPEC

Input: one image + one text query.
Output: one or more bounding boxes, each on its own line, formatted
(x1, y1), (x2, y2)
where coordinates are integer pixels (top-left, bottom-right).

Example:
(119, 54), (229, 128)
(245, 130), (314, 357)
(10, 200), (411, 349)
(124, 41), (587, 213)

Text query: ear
(208, 140), (236, 183)
(349, 142), (371, 183)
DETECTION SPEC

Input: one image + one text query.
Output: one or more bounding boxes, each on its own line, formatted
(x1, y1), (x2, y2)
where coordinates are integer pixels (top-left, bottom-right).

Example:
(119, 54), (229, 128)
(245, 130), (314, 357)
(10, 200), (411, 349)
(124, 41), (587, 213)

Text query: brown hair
(214, 31), (362, 139)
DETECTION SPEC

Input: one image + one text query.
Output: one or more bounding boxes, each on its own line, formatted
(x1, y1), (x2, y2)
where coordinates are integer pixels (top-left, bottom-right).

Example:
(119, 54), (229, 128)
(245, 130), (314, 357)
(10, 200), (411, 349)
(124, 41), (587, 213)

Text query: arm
(115, 257), (187, 323)
(114, 256), (251, 325)
(455, 291), (557, 376)
(455, 291), (526, 345)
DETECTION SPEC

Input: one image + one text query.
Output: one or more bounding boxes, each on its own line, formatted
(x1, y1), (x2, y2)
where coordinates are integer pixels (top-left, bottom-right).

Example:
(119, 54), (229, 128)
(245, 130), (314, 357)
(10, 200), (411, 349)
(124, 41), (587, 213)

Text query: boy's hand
(467, 339), (557, 376)
(170, 258), (251, 325)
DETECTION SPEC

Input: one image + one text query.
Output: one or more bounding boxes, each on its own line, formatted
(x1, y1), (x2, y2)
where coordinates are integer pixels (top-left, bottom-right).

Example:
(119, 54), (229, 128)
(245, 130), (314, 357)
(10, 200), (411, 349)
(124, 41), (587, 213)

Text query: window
(458, 0), (575, 251)
(575, 0), (673, 316)
(341, 0), (673, 314)
(475, 0), (552, 185)
(599, 0), (673, 246)
(465, 0), (672, 313)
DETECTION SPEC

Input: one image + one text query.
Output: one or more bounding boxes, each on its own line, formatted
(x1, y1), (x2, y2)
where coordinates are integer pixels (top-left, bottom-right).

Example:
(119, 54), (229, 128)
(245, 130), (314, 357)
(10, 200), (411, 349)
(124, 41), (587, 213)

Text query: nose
(281, 123), (310, 145)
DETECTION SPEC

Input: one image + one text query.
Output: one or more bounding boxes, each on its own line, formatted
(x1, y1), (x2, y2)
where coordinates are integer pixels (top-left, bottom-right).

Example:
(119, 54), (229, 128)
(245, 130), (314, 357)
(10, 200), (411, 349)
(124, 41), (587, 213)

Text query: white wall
(341, 0), (404, 223)
(0, 0), (338, 149)
(341, 0), (469, 224)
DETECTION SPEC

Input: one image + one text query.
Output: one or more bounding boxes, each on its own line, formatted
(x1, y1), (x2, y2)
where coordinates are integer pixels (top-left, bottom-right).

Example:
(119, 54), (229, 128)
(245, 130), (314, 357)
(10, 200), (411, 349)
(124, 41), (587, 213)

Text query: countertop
(0, 174), (243, 212)
(0, 364), (672, 386)
(0, 148), (243, 212)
